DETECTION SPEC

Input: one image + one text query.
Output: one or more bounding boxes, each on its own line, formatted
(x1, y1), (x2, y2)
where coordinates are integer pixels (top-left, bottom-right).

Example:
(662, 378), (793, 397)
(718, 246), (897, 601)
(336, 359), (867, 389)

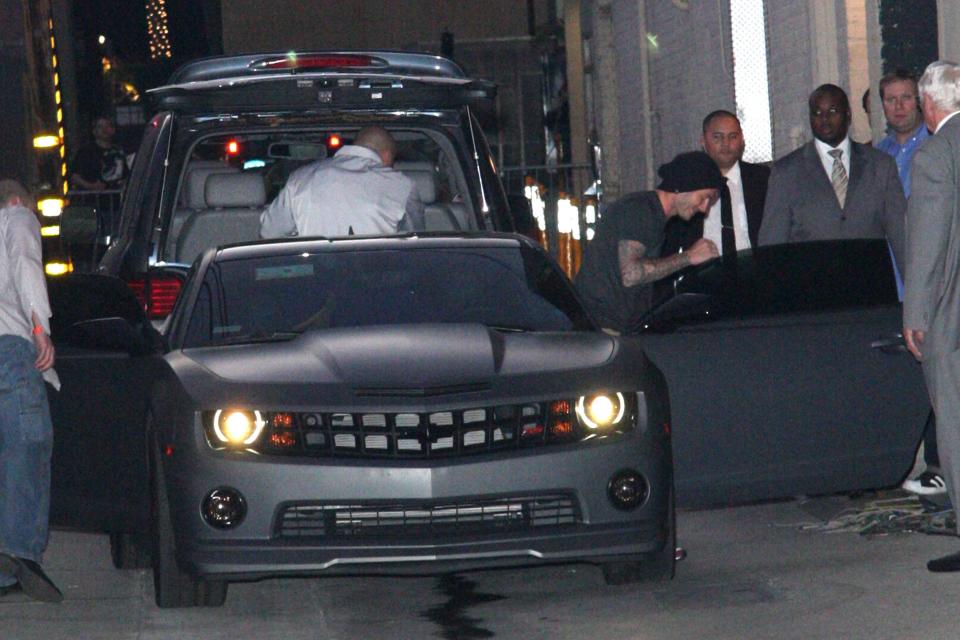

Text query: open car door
(47, 273), (165, 535)
(639, 240), (929, 508)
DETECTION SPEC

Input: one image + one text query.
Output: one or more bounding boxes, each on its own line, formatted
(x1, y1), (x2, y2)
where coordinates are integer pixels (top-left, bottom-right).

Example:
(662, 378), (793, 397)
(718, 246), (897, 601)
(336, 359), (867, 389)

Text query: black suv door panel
(47, 274), (161, 533)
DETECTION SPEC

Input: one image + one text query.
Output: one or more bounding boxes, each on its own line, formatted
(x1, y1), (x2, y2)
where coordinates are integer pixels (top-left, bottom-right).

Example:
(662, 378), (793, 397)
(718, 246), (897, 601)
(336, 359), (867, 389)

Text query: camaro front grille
(203, 397), (636, 459)
(277, 493), (580, 539)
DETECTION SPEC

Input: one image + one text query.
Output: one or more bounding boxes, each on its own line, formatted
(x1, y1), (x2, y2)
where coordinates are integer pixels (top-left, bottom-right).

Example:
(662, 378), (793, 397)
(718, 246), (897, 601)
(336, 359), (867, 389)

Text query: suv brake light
(126, 274), (183, 320)
(254, 54), (380, 71)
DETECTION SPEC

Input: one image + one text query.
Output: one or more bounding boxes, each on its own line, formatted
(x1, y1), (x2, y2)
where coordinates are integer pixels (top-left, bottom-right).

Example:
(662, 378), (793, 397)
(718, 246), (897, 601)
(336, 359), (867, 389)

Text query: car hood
(177, 324), (617, 389)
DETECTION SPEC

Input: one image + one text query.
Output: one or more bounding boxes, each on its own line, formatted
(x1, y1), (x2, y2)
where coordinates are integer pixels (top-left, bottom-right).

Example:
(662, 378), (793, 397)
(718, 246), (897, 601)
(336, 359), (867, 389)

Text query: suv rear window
(160, 125), (476, 266)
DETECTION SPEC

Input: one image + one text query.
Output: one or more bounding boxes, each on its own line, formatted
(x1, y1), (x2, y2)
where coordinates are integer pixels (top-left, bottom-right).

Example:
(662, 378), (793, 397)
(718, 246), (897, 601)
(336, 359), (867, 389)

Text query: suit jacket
(661, 160), (770, 256)
(757, 140), (906, 267)
(904, 115), (960, 357)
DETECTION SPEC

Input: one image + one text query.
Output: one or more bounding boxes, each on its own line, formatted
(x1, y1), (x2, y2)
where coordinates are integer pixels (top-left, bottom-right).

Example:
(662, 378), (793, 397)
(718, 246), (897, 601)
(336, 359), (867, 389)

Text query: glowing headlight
(213, 409), (266, 445)
(576, 392), (626, 430)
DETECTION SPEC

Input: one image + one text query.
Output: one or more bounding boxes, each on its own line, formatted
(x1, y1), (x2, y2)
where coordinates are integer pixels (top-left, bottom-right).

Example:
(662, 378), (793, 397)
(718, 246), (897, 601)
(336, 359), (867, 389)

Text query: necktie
(828, 148), (848, 208)
(719, 179), (735, 259)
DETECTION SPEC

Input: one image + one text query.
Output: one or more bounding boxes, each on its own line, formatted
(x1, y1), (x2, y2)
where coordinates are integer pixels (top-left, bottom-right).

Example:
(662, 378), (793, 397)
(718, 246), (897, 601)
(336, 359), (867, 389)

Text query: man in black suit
(662, 110), (770, 257)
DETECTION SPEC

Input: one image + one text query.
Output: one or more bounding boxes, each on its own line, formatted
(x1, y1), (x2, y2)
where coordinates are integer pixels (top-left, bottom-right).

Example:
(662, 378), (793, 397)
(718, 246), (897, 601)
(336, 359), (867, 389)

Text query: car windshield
(183, 244), (593, 347)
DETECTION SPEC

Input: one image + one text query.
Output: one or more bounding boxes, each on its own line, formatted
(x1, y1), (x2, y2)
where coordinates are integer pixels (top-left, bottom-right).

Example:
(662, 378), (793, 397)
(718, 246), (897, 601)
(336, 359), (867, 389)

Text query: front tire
(150, 445), (227, 608)
(602, 488), (676, 585)
(109, 532), (152, 570)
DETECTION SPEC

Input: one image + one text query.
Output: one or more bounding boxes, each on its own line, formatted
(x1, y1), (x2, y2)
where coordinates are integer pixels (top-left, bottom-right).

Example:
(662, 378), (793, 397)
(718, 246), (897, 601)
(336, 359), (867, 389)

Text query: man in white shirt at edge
(0, 179), (63, 603)
(259, 125), (425, 239)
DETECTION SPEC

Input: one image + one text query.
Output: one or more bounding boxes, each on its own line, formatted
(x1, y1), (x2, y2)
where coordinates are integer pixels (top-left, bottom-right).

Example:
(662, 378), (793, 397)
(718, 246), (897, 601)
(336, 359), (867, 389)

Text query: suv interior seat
(166, 161), (239, 258)
(176, 172), (266, 264)
(395, 162), (464, 231)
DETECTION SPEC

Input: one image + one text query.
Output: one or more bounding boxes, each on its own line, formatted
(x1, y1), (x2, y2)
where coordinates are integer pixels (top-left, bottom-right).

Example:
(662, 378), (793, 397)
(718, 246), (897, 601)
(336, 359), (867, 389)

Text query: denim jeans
(0, 335), (53, 587)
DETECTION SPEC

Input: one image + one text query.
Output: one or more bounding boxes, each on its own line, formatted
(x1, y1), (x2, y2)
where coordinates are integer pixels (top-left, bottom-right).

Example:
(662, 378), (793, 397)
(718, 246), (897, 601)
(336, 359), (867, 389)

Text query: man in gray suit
(758, 84), (906, 266)
(903, 60), (960, 573)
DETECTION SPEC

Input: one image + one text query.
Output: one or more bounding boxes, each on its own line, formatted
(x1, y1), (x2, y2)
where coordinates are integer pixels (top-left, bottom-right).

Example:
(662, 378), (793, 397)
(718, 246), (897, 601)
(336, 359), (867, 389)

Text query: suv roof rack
(166, 51), (468, 85)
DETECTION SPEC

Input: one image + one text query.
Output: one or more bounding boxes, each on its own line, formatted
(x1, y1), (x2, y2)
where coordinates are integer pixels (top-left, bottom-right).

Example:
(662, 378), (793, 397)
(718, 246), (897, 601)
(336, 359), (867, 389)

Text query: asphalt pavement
(3, 490), (960, 640)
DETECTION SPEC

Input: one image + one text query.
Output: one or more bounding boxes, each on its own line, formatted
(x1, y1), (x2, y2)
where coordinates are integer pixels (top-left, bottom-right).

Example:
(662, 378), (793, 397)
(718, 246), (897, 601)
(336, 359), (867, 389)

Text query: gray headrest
(395, 161), (436, 204)
(205, 172), (267, 208)
(183, 164), (238, 209)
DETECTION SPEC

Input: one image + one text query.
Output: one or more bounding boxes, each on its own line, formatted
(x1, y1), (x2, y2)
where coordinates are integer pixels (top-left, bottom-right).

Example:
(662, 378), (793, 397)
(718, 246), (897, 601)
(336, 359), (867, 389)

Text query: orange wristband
(32, 325), (44, 335)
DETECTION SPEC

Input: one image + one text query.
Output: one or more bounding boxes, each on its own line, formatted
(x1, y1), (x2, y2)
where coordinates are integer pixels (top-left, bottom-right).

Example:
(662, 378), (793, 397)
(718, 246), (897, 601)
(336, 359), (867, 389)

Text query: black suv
(71, 51), (516, 320)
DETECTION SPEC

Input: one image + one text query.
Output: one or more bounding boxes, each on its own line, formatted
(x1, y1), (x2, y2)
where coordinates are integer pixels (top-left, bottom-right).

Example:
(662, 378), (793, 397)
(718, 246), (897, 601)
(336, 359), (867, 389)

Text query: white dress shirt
(703, 161), (751, 253)
(0, 205), (59, 388)
(814, 136), (851, 178)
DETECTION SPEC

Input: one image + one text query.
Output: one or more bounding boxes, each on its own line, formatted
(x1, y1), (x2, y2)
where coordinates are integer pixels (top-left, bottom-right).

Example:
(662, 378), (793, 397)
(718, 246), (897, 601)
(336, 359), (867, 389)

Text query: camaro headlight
(212, 409), (266, 446)
(576, 392), (626, 430)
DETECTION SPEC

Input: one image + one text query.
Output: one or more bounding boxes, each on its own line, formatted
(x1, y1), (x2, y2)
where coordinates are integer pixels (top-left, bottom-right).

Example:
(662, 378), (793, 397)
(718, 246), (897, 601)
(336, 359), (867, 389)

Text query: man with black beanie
(575, 151), (722, 333)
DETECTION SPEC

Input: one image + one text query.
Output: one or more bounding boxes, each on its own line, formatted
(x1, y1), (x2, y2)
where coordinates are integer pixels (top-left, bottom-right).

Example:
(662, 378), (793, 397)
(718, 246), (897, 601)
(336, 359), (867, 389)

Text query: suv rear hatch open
(149, 51), (496, 113)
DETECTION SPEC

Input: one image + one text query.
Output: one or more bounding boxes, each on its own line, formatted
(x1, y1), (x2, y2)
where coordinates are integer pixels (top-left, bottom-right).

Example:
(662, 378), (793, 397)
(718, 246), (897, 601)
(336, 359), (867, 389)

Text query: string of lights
(46, 16), (68, 194)
(146, 0), (172, 60)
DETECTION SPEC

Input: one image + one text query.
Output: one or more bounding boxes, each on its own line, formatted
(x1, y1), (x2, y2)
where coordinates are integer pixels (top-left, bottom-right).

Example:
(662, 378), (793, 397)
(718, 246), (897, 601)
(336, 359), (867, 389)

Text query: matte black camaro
(47, 233), (674, 607)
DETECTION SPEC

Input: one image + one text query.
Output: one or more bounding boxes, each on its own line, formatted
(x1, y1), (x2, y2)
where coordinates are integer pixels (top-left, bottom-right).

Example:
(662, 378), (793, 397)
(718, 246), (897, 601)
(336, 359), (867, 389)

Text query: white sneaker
(902, 471), (947, 495)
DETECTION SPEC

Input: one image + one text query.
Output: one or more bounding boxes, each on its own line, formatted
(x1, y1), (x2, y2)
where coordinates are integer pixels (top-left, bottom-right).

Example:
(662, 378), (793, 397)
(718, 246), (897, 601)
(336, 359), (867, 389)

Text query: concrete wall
(583, 0), (862, 195)
(646, 0), (734, 167)
(219, 0), (553, 172)
(587, 0), (734, 193)
(0, 0), (31, 184)
(607, 0), (644, 192)
(221, 0), (550, 52)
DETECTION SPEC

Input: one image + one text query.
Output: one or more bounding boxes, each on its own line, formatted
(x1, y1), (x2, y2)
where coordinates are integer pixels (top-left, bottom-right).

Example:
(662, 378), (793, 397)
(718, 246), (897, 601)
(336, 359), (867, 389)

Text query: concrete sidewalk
(2, 491), (960, 639)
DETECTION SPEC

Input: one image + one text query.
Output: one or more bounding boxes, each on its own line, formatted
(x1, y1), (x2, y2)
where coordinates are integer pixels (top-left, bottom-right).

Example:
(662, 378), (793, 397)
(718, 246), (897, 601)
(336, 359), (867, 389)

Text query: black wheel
(109, 532), (152, 570)
(150, 445), (228, 608)
(602, 488), (676, 585)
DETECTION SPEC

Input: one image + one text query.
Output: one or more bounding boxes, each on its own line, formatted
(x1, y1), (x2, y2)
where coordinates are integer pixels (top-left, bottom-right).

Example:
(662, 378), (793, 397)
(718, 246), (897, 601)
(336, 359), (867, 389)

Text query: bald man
(260, 125), (425, 238)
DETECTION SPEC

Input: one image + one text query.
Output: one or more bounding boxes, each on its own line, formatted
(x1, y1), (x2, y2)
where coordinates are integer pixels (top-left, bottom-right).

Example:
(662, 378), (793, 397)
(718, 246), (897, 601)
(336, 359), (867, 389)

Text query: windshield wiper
(486, 324), (532, 333)
(212, 331), (301, 346)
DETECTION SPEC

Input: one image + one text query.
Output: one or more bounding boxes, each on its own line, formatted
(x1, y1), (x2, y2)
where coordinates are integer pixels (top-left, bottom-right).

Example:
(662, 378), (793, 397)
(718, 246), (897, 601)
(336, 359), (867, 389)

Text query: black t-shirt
(574, 191), (667, 332)
(72, 143), (127, 188)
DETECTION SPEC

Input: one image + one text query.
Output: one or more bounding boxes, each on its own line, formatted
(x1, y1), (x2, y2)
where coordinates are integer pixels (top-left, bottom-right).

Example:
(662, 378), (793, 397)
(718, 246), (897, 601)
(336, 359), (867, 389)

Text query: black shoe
(0, 554), (62, 603)
(928, 550), (960, 573)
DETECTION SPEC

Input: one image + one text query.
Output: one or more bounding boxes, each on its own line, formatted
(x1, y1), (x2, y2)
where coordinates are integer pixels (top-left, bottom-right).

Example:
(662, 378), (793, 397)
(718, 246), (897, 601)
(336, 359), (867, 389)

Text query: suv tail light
(126, 273), (183, 320)
(253, 54), (381, 71)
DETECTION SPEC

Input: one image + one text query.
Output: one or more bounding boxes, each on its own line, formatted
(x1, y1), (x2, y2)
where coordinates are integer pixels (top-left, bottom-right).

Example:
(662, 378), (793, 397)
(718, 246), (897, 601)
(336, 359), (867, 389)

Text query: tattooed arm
(618, 237), (719, 287)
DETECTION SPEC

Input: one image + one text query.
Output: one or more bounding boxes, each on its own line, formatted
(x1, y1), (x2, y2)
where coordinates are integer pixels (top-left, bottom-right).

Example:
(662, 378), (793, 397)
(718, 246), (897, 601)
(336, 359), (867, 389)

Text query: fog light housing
(607, 470), (648, 511)
(202, 487), (247, 529)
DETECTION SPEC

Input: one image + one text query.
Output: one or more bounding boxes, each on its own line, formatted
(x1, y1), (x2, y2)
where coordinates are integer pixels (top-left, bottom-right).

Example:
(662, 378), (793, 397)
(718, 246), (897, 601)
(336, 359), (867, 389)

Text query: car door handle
(871, 335), (907, 354)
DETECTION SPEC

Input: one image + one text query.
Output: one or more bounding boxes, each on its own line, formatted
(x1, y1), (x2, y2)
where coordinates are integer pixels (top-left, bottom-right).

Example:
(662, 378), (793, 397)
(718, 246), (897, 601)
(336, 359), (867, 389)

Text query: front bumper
(167, 428), (671, 579)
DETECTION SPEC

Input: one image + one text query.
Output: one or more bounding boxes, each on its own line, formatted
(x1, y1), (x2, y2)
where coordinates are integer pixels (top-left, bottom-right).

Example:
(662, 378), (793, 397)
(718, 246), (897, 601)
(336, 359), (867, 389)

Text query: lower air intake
(277, 493), (580, 539)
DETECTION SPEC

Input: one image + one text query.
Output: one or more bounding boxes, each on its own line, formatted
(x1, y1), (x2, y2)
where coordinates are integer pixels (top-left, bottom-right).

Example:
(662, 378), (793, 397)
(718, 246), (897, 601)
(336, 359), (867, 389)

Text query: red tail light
(126, 273), (183, 320)
(255, 54), (378, 71)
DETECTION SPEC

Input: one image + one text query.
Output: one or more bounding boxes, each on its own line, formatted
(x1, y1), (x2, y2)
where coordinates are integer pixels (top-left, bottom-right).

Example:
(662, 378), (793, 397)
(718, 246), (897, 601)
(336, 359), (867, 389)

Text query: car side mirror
(65, 317), (155, 355)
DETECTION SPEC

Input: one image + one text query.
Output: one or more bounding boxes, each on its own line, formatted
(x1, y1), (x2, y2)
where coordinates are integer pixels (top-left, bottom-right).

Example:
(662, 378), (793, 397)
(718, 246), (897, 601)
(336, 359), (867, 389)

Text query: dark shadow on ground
(422, 573), (505, 639)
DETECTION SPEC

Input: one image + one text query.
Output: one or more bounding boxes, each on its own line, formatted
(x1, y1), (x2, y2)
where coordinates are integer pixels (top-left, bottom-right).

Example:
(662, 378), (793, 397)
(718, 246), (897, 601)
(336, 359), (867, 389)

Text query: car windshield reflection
(184, 244), (593, 347)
